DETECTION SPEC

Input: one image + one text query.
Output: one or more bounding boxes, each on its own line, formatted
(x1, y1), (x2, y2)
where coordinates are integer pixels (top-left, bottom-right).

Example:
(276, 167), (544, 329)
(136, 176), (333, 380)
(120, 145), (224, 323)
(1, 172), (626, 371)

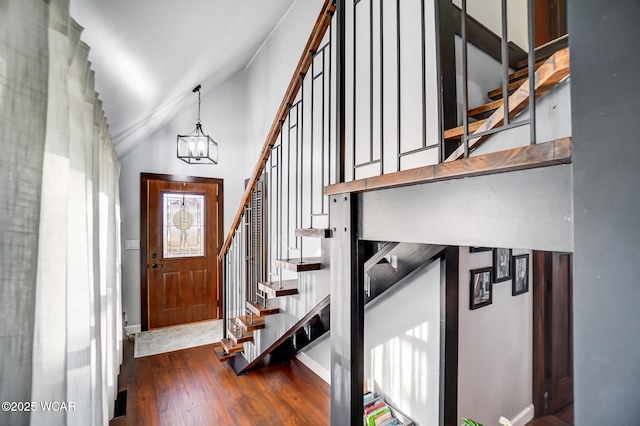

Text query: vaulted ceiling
(69, 0), (296, 159)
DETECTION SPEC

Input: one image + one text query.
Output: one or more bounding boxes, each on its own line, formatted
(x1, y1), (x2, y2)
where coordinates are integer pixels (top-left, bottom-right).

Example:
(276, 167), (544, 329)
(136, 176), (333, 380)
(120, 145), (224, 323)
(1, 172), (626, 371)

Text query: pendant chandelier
(177, 85), (218, 164)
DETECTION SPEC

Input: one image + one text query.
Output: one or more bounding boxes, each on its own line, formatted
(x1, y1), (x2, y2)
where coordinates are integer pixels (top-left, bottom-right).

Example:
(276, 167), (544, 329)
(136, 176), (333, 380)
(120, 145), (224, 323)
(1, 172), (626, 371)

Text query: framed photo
(470, 267), (492, 310)
(512, 254), (529, 296)
(493, 248), (512, 282)
(470, 247), (492, 253)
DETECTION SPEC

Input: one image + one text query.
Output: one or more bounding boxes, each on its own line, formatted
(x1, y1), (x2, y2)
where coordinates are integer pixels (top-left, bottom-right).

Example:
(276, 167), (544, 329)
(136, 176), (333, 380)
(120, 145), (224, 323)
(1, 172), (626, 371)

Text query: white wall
(458, 246), (534, 426)
(300, 260), (441, 426)
(455, 36), (504, 114)
(364, 260), (441, 426)
(453, 0), (529, 51)
(243, 0), (325, 161)
(118, 72), (250, 328)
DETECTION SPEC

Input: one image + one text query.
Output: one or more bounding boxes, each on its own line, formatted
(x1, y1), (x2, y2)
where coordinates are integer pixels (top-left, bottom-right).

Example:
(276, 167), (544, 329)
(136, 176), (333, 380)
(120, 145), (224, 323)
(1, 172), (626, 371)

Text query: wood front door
(532, 251), (573, 416)
(141, 174), (223, 330)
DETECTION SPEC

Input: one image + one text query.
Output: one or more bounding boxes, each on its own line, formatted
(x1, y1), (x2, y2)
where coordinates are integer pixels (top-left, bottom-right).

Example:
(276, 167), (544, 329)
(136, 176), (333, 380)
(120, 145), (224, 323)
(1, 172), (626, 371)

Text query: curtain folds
(0, 0), (122, 425)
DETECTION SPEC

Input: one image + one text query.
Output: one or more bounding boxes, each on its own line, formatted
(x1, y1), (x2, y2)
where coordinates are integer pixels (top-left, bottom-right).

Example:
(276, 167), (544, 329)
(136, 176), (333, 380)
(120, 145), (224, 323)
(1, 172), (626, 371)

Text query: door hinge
(216, 300), (220, 307)
(546, 280), (552, 292)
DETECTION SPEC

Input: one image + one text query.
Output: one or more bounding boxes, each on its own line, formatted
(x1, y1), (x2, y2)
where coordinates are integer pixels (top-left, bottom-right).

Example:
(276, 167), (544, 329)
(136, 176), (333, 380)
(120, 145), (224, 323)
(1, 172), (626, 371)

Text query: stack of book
(363, 392), (403, 426)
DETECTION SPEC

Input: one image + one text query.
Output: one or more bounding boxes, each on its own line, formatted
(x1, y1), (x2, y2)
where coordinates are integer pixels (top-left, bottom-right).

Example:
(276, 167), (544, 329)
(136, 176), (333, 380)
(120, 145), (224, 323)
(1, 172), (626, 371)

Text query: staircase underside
(365, 243), (446, 304)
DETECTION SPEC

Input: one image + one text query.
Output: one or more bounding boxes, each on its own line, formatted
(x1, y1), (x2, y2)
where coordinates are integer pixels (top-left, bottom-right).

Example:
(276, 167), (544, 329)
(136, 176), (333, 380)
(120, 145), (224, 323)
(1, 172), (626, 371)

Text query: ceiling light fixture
(177, 84), (218, 164)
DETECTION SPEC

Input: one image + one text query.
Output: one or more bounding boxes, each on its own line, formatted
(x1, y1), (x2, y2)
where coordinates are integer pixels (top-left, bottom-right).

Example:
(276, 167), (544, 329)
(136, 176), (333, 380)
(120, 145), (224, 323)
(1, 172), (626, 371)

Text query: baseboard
(125, 324), (141, 336)
(296, 352), (331, 385)
(509, 404), (534, 426)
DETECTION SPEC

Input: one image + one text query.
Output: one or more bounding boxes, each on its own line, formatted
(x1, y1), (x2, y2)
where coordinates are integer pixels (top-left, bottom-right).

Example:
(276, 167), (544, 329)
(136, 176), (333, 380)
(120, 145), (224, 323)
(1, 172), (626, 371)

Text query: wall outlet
(125, 239), (140, 250)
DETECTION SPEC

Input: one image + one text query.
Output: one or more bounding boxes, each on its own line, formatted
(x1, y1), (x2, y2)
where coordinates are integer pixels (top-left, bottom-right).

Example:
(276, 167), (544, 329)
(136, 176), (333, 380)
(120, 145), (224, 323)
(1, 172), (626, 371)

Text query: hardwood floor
(110, 339), (330, 426)
(526, 404), (574, 426)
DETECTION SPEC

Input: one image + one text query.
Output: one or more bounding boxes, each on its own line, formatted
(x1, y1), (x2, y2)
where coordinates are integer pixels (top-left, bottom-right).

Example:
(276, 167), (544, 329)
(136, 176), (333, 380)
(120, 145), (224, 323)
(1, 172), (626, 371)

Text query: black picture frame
(470, 247), (492, 253)
(493, 248), (513, 282)
(470, 267), (493, 310)
(512, 254), (529, 296)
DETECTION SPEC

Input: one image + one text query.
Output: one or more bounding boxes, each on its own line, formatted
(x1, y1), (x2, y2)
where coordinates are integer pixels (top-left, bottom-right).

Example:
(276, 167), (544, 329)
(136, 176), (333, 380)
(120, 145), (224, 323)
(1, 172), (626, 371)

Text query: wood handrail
(218, 0), (335, 261)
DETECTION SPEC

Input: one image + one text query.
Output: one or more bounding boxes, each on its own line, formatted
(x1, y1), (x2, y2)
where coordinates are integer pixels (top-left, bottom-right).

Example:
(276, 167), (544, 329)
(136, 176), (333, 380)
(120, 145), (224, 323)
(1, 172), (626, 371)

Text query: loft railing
(454, 0), (537, 159)
(332, 0), (570, 187)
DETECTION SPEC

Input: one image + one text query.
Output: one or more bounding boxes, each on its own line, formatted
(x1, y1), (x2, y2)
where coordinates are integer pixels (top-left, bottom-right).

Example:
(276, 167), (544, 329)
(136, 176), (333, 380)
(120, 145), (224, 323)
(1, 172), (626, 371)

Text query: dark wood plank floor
(110, 339), (330, 426)
(526, 404), (574, 426)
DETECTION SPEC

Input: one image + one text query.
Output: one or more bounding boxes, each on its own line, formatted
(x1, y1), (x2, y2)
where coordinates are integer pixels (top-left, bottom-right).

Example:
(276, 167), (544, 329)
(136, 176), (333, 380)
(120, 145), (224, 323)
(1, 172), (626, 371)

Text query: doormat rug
(134, 319), (223, 358)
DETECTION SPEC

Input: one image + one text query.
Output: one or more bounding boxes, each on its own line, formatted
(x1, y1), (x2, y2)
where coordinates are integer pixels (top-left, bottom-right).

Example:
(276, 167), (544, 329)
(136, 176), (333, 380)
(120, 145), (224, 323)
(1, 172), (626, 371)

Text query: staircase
(213, 1), (573, 378)
(445, 42), (570, 161)
(218, 239), (445, 374)
(213, 0), (336, 369)
(225, 227), (332, 374)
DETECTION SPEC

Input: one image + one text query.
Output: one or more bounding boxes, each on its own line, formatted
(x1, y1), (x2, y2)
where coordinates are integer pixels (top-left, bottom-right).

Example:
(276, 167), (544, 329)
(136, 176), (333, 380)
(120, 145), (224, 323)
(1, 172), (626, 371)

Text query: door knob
(151, 263), (163, 269)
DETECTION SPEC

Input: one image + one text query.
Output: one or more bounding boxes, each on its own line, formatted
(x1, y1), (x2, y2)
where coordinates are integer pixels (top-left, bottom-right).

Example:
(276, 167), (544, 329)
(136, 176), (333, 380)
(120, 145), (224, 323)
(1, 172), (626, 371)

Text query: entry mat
(134, 319), (223, 358)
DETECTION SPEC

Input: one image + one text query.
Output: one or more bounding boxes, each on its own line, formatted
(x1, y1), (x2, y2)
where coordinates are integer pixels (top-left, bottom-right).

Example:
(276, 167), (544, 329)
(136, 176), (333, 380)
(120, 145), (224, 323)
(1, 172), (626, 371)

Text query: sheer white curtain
(0, 0), (122, 425)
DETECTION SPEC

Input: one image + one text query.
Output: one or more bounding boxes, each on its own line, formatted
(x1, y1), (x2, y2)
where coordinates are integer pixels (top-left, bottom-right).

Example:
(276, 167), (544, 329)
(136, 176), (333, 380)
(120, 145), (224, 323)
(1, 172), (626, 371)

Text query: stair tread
(220, 338), (244, 355)
(236, 315), (266, 332)
(508, 60), (544, 84)
(468, 99), (504, 119)
(247, 300), (280, 316)
(487, 80), (521, 100)
(275, 257), (322, 272)
(258, 279), (300, 297)
(213, 342), (235, 362)
(443, 119), (487, 140)
(295, 228), (332, 238)
(228, 326), (254, 344)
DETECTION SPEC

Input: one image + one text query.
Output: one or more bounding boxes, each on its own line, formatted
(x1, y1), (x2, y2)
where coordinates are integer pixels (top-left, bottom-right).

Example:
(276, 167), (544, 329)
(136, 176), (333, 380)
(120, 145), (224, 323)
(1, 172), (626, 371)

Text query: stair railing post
(527, 0), (537, 145)
(329, 192), (364, 426)
(461, 0), (470, 158)
(335, 0), (346, 183)
(501, 0), (510, 126)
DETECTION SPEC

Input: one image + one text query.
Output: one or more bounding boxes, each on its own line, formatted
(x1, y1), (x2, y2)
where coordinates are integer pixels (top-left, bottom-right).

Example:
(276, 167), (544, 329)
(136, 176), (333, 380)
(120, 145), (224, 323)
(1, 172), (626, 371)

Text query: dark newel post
(440, 247), (459, 425)
(330, 193), (364, 425)
(435, 0), (458, 160)
(336, 0), (346, 182)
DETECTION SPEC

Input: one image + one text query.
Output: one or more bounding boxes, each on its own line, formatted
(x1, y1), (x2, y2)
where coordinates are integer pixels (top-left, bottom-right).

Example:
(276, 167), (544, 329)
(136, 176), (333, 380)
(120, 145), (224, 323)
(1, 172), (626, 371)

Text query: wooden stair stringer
(445, 47), (570, 162)
(443, 119), (488, 140)
(467, 99), (504, 120)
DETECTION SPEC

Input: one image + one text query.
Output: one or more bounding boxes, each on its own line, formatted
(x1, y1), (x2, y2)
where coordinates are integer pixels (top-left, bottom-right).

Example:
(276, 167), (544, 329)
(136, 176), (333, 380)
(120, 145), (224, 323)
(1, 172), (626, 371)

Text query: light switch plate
(125, 239), (140, 250)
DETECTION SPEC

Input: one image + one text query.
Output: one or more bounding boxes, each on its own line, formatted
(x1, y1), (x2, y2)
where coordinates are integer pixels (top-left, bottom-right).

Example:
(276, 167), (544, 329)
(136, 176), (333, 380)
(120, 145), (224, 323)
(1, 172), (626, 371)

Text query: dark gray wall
(360, 165), (573, 252)
(569, 1), (640, 423)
